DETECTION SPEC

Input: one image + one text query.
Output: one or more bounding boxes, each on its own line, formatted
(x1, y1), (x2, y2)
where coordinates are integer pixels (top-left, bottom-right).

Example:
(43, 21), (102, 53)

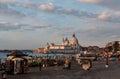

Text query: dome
(69, 34), (79, 46)
(62, 37), (69, 46)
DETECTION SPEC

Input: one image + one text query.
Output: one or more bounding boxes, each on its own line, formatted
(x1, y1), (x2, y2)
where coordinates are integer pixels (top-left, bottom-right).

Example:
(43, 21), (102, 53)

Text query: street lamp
(104, 48), (109, 68)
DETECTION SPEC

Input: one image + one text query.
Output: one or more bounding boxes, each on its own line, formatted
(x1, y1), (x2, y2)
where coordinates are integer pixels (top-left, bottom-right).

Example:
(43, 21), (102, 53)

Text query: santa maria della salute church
(44, 34), (82, 54)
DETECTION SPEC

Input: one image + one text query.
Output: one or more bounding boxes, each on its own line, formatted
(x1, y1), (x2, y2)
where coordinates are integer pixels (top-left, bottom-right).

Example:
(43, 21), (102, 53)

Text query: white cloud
(97, 11), (120, 23)
(97, 12), (110, 20)
(39, 3), (57, 12)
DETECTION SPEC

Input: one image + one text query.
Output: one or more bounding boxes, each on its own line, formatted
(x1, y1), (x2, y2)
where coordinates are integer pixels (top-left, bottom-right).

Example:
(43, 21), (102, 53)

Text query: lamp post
(105, 53), (109, 68)
(104, 48), (109, 68)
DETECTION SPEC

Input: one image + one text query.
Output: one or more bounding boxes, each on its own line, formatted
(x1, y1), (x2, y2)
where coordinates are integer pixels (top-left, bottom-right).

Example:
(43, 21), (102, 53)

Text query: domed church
(44, 34), (82, 54)
(62, 33), (80, 48)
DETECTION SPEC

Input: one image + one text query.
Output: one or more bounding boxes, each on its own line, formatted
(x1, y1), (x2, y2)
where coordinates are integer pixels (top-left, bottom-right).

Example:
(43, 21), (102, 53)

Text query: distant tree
(104, 46), (114, 53)
(112, 41), (119, 53)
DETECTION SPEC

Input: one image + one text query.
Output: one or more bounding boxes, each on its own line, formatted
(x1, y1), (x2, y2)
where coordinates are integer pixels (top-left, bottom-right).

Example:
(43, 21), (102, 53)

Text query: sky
(0, 0), (120, 50)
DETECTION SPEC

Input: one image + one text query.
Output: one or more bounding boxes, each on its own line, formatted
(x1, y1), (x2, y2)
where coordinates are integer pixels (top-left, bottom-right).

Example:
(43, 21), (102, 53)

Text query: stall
(5, 50), (29, 74)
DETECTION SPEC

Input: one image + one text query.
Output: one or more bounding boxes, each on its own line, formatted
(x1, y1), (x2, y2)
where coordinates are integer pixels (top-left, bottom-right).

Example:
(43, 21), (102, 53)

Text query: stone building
(44, 34), (82, 54)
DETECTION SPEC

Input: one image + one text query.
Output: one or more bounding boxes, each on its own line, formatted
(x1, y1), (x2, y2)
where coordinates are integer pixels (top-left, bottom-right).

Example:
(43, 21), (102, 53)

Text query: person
(37, 57), (42, 71)
(1, 71), (6, 79)
(63, 58), (71, 69)
(1, 63), (5, 70)
(105, 53), (109, 68)
(68, 60), (71, 69)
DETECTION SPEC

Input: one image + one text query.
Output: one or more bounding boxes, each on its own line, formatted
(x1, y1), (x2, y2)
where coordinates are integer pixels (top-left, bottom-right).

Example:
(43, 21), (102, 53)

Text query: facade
(44, 34), (82, 54)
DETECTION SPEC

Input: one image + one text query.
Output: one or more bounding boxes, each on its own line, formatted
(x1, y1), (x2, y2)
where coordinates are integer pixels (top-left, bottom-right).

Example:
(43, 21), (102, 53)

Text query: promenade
(1, 61), (120, 79)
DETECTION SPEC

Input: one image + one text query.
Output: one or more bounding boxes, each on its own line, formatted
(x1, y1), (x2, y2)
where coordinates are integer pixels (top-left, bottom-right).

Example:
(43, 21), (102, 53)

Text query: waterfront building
(44, 34), (82, 54)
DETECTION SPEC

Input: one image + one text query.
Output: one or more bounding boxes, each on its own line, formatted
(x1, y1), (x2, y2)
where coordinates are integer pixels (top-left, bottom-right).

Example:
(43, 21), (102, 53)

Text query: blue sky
(0, 0), (120, 49)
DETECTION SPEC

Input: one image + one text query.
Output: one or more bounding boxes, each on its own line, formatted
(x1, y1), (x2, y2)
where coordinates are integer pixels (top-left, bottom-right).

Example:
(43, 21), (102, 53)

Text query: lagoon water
(0, 52), (9, 63)
(0, 52), (45, 58)
(0, 52), (8, 59)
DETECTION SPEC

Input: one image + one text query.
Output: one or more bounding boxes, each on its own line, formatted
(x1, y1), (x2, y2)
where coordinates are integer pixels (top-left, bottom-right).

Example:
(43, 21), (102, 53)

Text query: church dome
(69, 34), (79, 46)
(62, 37), (69, 46)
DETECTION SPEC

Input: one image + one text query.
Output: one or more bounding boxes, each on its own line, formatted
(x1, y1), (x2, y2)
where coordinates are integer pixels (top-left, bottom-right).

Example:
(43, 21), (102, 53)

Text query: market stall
(5, 50), (30, 74)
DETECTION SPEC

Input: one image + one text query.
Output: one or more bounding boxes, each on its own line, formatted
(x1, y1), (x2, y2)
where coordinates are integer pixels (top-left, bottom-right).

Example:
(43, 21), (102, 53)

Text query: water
(0, 52), (74, 63)
(0, 52), (57, 59)
(0, 52), (9, 63)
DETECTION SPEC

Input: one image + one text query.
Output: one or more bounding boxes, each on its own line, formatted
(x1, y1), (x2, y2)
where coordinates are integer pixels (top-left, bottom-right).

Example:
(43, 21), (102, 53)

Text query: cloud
(33, 24), (52, 29)
(0, 20), (53, 31)
(0, 1), (97, 21)
(97, 12), (110, 20)
(77, 0), (120, 23)
(22, 1), (37, 10)
(77, 0), (120, 10)
(39, 4), (96, 18)
(109, 35), (120, 39)
(0, 21), (22, 31)
(97, 11), (120, 23)
(62, 9), (120, 23)
(38, 3), (120, 23)
(1, 0), (120, 24)
(32, 2), (120, 23)
(79, 26), (120, 39)
(40, 4), (97, 18)
(39, 3), (59, 12)
(29, 2), (81, 16)
(63, 8), (80, 16)
(0, 0), (16, 3)
(0, 3), (25, 17)
(77, 0), (101, 4)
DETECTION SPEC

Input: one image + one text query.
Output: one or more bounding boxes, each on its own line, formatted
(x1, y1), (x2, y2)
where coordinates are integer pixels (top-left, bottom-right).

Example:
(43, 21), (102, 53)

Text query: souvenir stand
(5, 50), (29, 74)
